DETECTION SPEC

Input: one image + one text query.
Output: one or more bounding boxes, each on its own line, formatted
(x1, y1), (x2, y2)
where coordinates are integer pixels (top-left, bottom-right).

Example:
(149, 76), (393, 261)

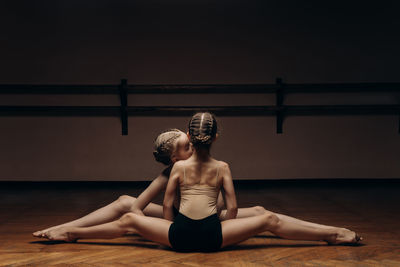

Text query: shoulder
(169, 160), (186, 180)
(215, 160), (231, 178)
(162, 161), (186, 178)
(215, 160), (229, 169)
(171, 160), (186, 171)
(174, 160), (186, 168)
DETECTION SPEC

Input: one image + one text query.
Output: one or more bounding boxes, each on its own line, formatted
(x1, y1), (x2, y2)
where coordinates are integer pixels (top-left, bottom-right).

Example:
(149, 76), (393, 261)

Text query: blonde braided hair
(153, 129), (182, 165)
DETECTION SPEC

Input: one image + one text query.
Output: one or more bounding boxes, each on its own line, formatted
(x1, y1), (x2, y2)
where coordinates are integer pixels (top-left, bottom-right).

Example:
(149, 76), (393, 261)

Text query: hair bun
(153, 151), (170, 165)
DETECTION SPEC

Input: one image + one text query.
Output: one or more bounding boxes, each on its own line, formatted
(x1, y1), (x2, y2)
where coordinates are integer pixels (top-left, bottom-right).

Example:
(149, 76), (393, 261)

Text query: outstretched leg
(221, 211), (360, 248)
(221, 206), (342, 230)
(33, 195), (163, 237)
(43, 212), (172, 247)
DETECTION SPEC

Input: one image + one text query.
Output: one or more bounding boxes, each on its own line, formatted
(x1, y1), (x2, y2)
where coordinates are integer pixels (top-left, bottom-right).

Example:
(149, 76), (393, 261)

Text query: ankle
(66, 227), (78, 241)
(324, 229), (339, 244)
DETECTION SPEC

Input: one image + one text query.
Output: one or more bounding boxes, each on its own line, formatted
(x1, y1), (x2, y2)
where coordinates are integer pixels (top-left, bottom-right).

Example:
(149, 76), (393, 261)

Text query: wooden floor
(1, 180), (399, 267)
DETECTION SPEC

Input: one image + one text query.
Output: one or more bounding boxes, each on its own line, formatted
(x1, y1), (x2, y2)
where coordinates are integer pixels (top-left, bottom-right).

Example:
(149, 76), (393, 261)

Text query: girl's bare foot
(41, 227), (77, 242)
(326, 228), (362, 245)
(33, 226), (59, 238)
(32, 231), (43, 237)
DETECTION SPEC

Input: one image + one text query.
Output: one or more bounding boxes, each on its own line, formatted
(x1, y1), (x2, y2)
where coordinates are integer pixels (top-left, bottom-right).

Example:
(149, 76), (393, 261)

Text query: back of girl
(178, 157), (221, 220)
(180, 112), (221, 219)
(164, 112), (238, 252)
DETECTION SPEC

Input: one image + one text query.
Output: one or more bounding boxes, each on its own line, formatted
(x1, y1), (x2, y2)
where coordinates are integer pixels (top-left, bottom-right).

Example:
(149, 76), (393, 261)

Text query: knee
(263, 212), (280, 230)
(116, 195), (136, 213)
(252, 206), (266, 216)
(118, 212), (137, 230)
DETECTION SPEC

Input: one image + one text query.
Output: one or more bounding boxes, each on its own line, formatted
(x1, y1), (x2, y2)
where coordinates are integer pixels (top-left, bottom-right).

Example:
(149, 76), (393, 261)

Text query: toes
(41, 232), (51, 239)
(33, 231), (42, 237)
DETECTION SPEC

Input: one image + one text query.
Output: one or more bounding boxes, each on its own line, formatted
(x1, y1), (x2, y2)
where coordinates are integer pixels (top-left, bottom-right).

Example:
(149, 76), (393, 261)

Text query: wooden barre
(1, 79), (399, 135)
(0, 82), (400, 94)
(0, 105), (398, 116)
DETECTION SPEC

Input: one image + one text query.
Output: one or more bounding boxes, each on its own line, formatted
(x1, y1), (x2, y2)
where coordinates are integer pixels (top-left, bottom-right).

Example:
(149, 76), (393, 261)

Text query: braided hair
(188, 112), (218, 149)
(153, 129), (182, 165)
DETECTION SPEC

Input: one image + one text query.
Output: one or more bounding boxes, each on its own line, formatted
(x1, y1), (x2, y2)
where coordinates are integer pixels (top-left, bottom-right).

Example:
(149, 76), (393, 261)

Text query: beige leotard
(178, 164), (220, 220)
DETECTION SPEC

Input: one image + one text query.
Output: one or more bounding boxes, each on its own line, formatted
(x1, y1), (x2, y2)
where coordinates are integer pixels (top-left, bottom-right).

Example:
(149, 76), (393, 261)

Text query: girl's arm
(220, 162), (238, 220)
(216, 192), (225, 215)
(130, 172), (169, 216)
(163, 164), (180, 221)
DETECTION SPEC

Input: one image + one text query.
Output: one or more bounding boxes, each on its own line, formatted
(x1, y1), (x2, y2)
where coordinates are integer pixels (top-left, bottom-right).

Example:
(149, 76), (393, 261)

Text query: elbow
(163, 204), (174, 221)
(163, 195), (174, 210)
(163, 202), (173, 210)
(229, 206), (238, 217)
(216, 200), (225, 211)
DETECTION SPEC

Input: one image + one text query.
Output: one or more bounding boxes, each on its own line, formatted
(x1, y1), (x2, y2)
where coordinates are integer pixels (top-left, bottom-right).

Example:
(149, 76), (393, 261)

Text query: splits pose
(33, 112), (362, 251)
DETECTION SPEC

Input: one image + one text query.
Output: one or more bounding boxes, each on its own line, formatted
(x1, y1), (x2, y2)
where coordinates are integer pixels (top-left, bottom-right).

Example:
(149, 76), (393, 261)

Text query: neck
(193, 147), (211, 161)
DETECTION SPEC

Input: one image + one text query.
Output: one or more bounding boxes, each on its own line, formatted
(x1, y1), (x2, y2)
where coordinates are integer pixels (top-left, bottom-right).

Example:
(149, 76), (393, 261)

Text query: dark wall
(1, 0), (399, 84)
(1, 1), (399, 181)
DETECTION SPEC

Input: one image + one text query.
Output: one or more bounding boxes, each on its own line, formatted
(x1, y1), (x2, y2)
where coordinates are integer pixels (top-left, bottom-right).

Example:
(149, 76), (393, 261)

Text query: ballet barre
(0, 78), (399, 135)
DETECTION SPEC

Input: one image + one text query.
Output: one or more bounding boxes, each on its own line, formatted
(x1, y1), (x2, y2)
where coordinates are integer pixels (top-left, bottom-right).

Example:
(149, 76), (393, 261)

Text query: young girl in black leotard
(35, 112), (361, 249)
(165, 113), (228, 251)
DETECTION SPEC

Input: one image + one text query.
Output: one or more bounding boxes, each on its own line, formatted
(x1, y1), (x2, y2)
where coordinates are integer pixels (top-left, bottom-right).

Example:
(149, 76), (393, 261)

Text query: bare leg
(221, 211), (360, 248)
(43, 213), (172, 247)
(33, 195), (163, 237)
(42, 211), (359, 248)
(220, 206), (337, 230)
